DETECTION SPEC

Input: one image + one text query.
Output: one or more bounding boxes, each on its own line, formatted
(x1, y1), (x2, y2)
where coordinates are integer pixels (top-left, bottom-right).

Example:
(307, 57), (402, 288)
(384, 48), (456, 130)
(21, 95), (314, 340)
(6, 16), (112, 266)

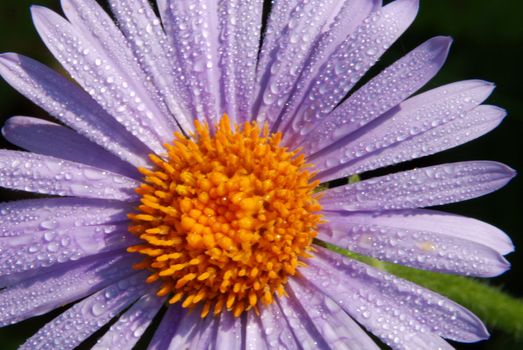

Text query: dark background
(0, 0), (521, 349)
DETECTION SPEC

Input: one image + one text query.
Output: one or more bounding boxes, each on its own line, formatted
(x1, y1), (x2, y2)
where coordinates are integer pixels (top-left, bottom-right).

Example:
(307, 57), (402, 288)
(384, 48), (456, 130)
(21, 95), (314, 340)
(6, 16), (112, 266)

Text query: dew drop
(91, 302), (105, 316)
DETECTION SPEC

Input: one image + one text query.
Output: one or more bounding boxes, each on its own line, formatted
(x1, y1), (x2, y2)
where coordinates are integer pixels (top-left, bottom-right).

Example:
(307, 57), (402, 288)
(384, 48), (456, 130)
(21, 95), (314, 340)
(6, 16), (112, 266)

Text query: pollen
(127, 115), (322, 318)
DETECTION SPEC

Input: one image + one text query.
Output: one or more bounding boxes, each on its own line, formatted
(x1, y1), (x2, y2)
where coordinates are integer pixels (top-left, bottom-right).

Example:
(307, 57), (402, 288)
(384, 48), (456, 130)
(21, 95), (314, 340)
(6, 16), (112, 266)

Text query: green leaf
(315, 239), (523, 339)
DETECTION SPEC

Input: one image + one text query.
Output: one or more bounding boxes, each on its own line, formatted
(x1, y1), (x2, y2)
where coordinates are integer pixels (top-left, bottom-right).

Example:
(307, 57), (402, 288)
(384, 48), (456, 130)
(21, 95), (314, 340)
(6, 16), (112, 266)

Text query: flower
(0, 0), (516, 349)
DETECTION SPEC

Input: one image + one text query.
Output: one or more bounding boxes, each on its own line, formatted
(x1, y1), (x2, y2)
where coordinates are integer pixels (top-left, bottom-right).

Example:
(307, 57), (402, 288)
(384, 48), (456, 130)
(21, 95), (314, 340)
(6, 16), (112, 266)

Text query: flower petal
(158, 0), (222, 126)
(304, 249), (489, 345)
(327, 208), (513, 254)
(288, 277), (380, 349)
(0, 252), (138, 326)
(163, 304), (205, 348)
(93, 292), (165, 350)
(275, 0), (379, 133)
(280, 0), (418, 136)
(320, 210), (510, 276)
(257, 302), (298, 349)
(31, 5), (168, 153)
(255, 0), (300, 90)
(320, 161), (515, 211)
(0, 53), (149, 167)
(318, 105), (506, 179)
(277, 294), (330, 349)
(0, 198), (130, 287)
(297, 36), (453, 153)
(2, 116), (139, 178)
(253, 0), (354, 128)
(245, 312), (268, 350)
(215, 309), (244, 349)
(60, 0), (180, 138)
(0, 150), (140, 201)
(108, 0), (194, 132)
(19, 273), (148, 350)
(189, 312), (220, 349)
(219, 0), (263, 124)
(0, 197), (130, 238)
(0, 223), (138, 283)
(314, 80), (497, 180)
(148, 304), (184, 350)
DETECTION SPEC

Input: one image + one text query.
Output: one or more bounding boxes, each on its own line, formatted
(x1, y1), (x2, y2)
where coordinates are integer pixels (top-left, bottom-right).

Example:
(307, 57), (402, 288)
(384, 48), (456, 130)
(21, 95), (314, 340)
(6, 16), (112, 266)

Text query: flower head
(0, 0), (515, 349)
(128, 116), (322, 318)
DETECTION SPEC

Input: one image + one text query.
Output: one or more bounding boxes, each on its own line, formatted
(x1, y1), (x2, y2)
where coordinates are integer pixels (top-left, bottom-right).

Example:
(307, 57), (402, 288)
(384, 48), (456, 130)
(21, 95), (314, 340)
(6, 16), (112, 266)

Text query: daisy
(0, 0), (516, 349)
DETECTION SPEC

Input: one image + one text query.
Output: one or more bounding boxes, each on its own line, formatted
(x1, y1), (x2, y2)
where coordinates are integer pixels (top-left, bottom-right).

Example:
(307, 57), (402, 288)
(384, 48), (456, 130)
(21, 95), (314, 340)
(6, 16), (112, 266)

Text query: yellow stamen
(128, 115), (321, 317)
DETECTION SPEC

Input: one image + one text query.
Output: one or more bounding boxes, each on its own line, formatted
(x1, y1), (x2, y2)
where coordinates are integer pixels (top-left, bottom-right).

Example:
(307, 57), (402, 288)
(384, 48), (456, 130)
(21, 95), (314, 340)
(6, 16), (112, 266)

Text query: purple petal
(148, 304), (184, 350)
(303, 249), (489, 345)
(31, 5), (168, 153)
(0, 53), (150, 167)
(0, 223), (137, 281)
(60, 0), (181, 139)
(288, 277), (380, 349)
(19, 273), (148, 350)
(320, 211), (510, 277)
(93, 292), (165, 350)
(318, 104), (506, 178)
(189, 312), (219, 349)
(277, 294), (330, 348)
(320, 161), (515, 211)
(254, 0), (300, 90)
(298, 36), (452, 153)
(108, 0), (194, 132)
(282, 0), (419, 138)
(2, 116), (139, 178)
(0, 197), (130, 238)
(313, 80), (497, 180)
(164, 305), (204, 348)
(275, 0), (379, 133)
(0, 197), (130, 287)
(0, 150), (140, 201)
(0, 252), (138, 326)
(219, 0), (263, 124)
(321, 208), (512, 255)
(215, 309), (244, 349)
(159, 1), (221, 126)
(257, 302), (298, 349)
(341, 208), (512, 255)
(253, 0), (351, 128)
(245, 312), (267, 350)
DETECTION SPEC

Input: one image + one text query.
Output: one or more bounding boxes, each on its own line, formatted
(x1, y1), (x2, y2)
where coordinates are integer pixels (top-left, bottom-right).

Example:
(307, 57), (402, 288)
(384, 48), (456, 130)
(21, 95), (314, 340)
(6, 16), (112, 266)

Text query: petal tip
(487, 161), (517, 185)
(30, 5), (58, 27)
(500, 255), (511, 271)
(30, 5), (47, 25)
(398, 0), (420, 12)
(30, 4), (48, 16)
(460, 315), (490, 343)
(505, 240), (516, 255)
(483, 105), (508, 120)
(500, 163), (517, 179)
(485, 255), (511, 278)
(0, 52), (18, 65)
(431, 35), (453, 45)
(426, 36), (453, 61)
(384, 0), (420, 22)
(483, 80), (496, 90)
(471, 322), (491, 342)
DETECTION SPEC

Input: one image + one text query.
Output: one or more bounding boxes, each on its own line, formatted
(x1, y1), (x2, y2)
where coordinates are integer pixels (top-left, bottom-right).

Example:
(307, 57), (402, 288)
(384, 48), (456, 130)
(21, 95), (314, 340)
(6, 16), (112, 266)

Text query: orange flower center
(128, 115), (322, 317)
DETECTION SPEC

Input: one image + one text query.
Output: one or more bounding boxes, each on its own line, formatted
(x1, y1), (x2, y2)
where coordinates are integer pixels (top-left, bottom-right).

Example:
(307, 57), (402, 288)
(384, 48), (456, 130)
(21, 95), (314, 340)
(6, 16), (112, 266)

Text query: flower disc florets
(128, 116), (322, 317)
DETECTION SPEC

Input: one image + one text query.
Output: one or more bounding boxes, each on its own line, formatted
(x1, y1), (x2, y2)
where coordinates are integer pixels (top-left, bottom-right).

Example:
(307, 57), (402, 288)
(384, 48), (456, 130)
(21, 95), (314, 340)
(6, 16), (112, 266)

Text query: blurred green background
(0, 0), (522, 349)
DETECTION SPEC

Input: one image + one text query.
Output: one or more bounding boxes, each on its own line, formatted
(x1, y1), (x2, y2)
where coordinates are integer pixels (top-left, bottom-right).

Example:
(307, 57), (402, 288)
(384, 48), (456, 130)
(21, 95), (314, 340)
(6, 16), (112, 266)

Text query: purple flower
(0, 0), (516, 349)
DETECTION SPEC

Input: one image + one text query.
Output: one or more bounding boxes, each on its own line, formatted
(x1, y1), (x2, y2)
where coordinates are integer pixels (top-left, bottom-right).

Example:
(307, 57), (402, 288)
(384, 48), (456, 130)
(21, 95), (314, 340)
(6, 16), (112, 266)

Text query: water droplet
(91, 302), (105, 316)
